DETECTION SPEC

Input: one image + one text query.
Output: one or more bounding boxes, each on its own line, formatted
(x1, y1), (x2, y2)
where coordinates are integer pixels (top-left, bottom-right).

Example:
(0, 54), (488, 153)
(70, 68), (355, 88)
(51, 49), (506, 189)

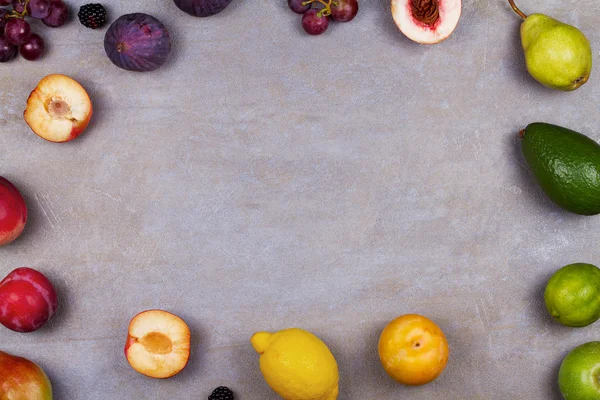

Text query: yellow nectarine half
(378, 314), (449, 386)
(24, 74), (93, 143)
(124, 310), (191, 379)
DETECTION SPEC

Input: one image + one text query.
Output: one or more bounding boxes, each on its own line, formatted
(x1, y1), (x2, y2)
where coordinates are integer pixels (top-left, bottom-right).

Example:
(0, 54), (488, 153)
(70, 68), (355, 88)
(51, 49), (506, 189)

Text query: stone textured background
(1, 0), (599, 398)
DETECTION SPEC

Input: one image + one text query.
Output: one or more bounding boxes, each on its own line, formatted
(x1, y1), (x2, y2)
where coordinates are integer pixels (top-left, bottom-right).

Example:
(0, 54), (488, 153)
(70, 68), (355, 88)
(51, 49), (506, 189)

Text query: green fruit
(508, 0), (592, 91)
(559, 342), (600, 400)
(520, 123), (600, 215)
(544, 263), (600, 327)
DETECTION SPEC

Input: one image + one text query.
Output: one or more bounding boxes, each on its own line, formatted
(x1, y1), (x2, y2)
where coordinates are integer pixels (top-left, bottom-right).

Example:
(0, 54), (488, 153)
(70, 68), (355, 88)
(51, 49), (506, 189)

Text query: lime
(544, 263), (600, 327)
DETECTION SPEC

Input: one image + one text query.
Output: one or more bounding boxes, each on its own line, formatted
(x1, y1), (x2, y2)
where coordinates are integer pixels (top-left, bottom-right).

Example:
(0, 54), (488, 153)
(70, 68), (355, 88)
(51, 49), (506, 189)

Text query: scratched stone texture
(1, 0), (600, 398)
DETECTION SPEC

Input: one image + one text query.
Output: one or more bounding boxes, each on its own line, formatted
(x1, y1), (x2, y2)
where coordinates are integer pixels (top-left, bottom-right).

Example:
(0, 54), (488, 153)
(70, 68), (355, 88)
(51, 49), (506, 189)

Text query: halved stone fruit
(391, 0), (461, 44)
(24, 74), (93, 143)
(124, 310), (191, 379)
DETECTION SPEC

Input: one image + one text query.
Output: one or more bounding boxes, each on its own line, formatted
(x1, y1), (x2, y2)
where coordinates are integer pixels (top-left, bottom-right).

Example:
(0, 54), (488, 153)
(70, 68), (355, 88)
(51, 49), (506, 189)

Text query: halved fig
(391, 0), (461, 44)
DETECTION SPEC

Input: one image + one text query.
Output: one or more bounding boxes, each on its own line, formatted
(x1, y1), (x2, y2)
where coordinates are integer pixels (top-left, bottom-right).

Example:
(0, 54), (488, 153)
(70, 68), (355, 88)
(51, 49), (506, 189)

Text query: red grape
(0, 35), (16, 61)
(330, 0), (358, 22)
(288, 0), (309, 14)
(42, 0), (67, 27)
(4, 18), (30, 45)
(19, 32), (43, 60)
(12, 0), (24, 13)
(27, 0), (51, 19)
(0, 9), (8, 29)
(302, 8), (328, 35)
(0, 0), (11, 5)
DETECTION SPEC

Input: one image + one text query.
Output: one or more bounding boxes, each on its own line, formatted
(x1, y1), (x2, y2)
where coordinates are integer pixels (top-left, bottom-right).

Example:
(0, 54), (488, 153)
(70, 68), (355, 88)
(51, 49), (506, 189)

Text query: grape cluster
(288, 0), (358, 35)
(0, 0), (69, 62)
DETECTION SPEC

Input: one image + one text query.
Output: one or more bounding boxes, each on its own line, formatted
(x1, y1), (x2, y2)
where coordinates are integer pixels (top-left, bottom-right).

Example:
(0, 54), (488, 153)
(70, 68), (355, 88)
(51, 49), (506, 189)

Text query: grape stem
(508, 0), (527, 20)
(301, 0), (339, 17)
(5, 0), (30, 18)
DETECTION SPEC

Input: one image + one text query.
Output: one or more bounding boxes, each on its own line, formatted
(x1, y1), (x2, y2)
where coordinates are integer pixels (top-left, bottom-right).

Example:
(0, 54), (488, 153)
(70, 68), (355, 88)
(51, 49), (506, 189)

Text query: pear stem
(508, 0), (527, 19)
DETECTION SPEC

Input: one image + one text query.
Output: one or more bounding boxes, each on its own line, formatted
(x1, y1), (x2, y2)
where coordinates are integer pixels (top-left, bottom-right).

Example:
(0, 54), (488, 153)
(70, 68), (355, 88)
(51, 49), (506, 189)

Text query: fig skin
(104, 13), (171, 72)
(172, 0), (233, 17)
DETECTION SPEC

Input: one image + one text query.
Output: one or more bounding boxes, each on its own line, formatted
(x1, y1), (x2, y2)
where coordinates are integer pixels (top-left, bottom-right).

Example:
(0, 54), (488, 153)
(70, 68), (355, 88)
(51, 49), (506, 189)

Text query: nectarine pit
(46, 97), (71, 119)
(410, 0), (439, 27)
(139, 332), (173, 355)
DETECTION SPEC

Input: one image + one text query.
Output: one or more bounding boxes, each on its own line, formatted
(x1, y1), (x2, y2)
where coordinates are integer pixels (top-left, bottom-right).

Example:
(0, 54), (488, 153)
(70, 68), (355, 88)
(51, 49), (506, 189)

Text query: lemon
(250, 328), (339, 400)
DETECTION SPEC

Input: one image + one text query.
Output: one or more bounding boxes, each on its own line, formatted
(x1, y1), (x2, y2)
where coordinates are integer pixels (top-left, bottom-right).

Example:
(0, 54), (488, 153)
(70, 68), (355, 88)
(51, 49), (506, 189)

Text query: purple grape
(0, 9), (8, 29)
(0, 0), (11, 5)
(288, 0), (309, 14)
(27, 0), (51, 19)
(0, 35), (16, 61)
(42, 0), (68, 27)
(12, 0), (24, 13)
(104, 13), (171, 72)
(4, 18), (30, 45)
(302, 8), (328, 35)
(330, 0), (358, 22)
(19, 32), (43, 60)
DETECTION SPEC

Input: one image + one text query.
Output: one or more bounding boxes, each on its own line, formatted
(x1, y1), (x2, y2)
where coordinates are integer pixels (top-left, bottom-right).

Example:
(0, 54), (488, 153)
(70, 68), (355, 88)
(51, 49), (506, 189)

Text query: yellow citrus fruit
(378, 314), (449, 386)
(250, 328), (339, 400)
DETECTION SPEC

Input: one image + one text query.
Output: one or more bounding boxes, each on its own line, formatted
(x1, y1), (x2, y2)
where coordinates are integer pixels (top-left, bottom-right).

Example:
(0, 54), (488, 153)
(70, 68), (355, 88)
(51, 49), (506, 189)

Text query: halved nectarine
(124, 310), (191, 379)
(24, 74), (93, 143)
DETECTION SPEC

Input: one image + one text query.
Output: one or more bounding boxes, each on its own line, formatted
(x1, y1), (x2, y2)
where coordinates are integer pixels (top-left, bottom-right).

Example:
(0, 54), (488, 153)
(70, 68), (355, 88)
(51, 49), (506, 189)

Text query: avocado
(520, 122), (600, 215)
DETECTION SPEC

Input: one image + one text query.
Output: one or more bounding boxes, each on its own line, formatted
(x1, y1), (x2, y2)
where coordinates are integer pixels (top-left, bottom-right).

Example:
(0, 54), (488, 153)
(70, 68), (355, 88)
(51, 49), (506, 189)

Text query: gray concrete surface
(1, 0), (600, 398)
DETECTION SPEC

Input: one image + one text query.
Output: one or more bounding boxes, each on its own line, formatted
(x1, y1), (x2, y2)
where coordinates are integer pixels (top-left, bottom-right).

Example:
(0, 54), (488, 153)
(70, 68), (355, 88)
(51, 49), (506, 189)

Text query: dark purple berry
(208, 386), (234, 400)
(77, 3), (106, 29)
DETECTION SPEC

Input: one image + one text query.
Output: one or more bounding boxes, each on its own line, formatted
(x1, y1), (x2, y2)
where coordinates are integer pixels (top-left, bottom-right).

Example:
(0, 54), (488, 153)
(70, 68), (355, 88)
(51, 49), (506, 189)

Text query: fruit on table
(0, 35), (17, 62)
(24, 74), (93, 143)
(288, 0), (310, 14)
(545, 263), (600, 327)
(42, 0), (68, 28)
(0, 267), (58, 333)
(379, 314), (449, 385)
(208, 386), (235, 400)
(0, 177), (27, 246)
(77, 3), (107, 29)
(124, 310), (191, 379)
(251, 328), (339, 400)
(172, 0), (233, 17)
(331, 0), (358, 22)
(302, 9), (329, 36)
(19, 33), (44, 60)
(291, 0), (358, 35)
(0, 0), (67, 61)
(508, 0), (591, 91)
(104, 13), (171, 72)
(391, 0), (461, 44)
(559, 342), (600, 400)
(519, 123), (600, 215)
(0, 350), (52, 399)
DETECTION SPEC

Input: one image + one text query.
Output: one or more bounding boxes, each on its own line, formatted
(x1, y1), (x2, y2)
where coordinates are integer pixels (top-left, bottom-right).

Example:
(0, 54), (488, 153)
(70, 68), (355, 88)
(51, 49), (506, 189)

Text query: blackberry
(208, 386), (234, 400)
(77, 3), (106, 29)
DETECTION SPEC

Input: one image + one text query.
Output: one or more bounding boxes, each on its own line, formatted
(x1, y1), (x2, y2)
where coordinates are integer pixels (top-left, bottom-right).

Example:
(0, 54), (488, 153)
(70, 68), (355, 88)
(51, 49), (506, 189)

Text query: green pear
(508, 0), (592, 91)
(0, 350), (53, 400)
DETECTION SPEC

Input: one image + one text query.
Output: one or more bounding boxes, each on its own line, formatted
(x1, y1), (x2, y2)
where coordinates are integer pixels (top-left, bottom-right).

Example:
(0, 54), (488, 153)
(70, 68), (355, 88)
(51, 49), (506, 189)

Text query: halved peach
(24, 74), (93, 143)
(391, 0), (461, 44)
(124, 310), (191, 379)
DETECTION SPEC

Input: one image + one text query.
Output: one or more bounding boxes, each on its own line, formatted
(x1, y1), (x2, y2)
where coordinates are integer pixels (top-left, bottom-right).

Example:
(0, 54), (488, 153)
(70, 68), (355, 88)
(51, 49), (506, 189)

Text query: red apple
(0, 268), (58, 333)
(0, 177), (27, 246)
(24, 74), (93, 143)
(125, 310), (191, 379)
(0, 350), (52, 399)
